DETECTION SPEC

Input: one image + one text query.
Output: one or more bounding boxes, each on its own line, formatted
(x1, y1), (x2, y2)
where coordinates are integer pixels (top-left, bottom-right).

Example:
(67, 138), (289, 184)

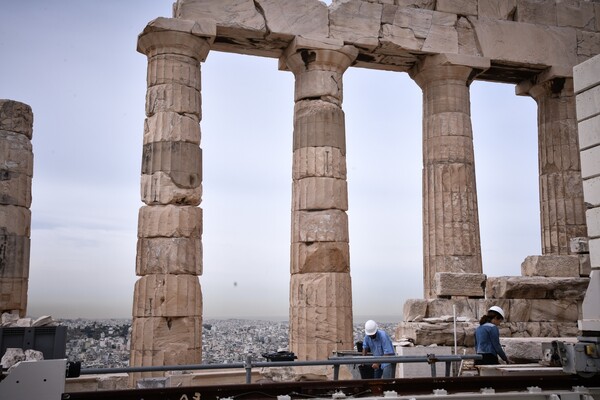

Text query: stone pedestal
(0, 100), (33, 317)
(131, 17), (215, 380)
(281, 37), (357, 360)
(410, 54), (489, 299)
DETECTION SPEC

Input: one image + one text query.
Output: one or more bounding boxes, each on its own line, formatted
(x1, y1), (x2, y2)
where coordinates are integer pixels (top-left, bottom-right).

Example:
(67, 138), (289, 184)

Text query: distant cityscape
(62, 319), (398, 369)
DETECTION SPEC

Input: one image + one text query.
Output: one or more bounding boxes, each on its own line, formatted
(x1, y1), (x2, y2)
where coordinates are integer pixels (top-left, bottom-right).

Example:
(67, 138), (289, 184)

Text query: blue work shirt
(475, 322), (508, 362)
(363, 330), (395, 369)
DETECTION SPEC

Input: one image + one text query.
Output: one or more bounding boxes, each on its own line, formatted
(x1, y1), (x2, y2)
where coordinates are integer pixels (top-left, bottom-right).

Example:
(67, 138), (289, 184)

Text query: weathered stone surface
(501, 337), (577, 363)
(1, 348), (24, 369)
(457, 17), (480, 56)
(478, 0), (517, 20)
(516, 0), (557, 26)
(174, 0), (265, 39)
(259, 0), (329, 40)
(0, 131), (34, 176)
(132, 274), (202, 317)
(486, 276), (589, 300)
(292, 147), (347, 180)
(557, 1), (595, 29)
(397, 321), (579, 347)
(0, 278), (27, 315)
(329, 0), (382, 51)
(293, 101), (346, 153)
(146, 53), (200, 88)
(289, 272), (353, 360)
(0, 173), (31, 207)
(130, 316), (202, 351)
(144, 112), (200, 145)
(141, 142), (202, 189)
(0, 205), (30, 236)
(138, 205), (202, 238)
(403, 299), (428, 322)
(469, 19), (577, 68)
(433, 272), (486, 297)
(146, 84), (201, 117)
(0, 234), (30, 278)
(130, 347), (202, 380)
(426, 298), (479, 320)
(521, 255), (580, 277)
(574, 53), (600, 94)
(141, 172), (202, 206)
(136, 237), (202, 275)
(570, 237), (589, 254)
(436, 0), (477, 17)
(0, 100), (33, 139)
(291, 242), (349, 274)
(579, 253), (591, 277)
(292, 178), (348, 211)
(577, 31), (600, 64)
(292, 210), (348, 242)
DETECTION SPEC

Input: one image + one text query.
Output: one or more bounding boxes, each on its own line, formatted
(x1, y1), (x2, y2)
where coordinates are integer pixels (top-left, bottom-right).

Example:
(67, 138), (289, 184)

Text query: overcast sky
(0, 1), (540, 321)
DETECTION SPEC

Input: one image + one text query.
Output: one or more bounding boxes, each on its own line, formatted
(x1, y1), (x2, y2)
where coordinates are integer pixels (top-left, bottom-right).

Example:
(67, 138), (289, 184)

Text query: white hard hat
(365, 320), (378, 335)
(488, 306), (505, 320)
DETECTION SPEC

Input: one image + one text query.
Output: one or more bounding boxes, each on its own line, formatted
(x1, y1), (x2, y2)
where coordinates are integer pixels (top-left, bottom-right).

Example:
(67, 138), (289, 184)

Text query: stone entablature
(174, 0), (600, 81)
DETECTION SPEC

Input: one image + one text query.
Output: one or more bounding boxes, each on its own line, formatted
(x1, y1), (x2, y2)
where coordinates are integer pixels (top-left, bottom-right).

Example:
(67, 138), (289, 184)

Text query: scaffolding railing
(77, 353), (482, 383)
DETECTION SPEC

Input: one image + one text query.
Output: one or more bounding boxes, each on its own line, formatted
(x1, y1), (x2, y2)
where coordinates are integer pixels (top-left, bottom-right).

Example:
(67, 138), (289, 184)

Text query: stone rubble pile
(398, 248), (590, 350)
(0, 313), (58, 370)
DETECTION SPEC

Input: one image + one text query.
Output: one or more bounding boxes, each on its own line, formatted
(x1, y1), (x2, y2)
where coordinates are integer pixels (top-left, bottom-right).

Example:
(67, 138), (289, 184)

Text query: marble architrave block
(292, 210), (349, 243)
(144, 112), (200, 145)
(521, 255), (580, 277)
(292, 178), (348, 211)
(132, 274), (202, 317)
(290, 242), (349, 274)
(433, 272), (486, 297)
(130, 315), (202, 351)
(293, 101), (346, 152)
(257, 0), (329, 40)
(329, 0), (382, 51)
(0, 131), (34, 176)
(292, 147), (347, 180)
(138, 205), (202, 238)
(141, 172), (202, 206)
(0, 173), (31, 208)
(145, 84), (201, 117)
(0, 100), (33, 139)
(0, 234), (30, 278)
(136, 237), (202, 276)
(0, 205), (30, 236)
(486, 276), (589, 300)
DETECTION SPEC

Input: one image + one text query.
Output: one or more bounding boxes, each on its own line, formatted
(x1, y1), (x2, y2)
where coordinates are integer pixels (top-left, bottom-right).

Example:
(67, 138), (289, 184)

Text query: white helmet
(488, 306), (505, 320)
(365, 320), (378, 335)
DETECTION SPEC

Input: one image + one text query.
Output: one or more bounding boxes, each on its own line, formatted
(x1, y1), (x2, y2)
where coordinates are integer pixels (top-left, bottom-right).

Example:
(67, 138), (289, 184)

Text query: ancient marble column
(280, 37), (357, 360)
(0, 100), (33, 317)
(410, 55), (489, 299)
(132, 18), (214, 378)
(526, 77), (587, 255)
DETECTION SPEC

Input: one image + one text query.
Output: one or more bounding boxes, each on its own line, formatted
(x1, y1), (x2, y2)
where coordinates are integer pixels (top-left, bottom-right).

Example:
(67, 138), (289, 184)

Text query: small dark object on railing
(261, 351), (297, 362)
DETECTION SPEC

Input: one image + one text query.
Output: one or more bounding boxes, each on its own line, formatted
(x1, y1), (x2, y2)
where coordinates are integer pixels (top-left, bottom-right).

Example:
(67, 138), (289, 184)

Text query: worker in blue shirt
(362, 320), (395, 378)
(475, 306), (510, 365)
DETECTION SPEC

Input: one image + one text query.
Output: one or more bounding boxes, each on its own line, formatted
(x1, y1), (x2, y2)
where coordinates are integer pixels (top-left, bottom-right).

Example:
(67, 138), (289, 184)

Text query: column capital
(410, 53), (490, 88)
(137, 17), (216, 61)
(279, 36), (358, 75)
(515, 66), (574, 100)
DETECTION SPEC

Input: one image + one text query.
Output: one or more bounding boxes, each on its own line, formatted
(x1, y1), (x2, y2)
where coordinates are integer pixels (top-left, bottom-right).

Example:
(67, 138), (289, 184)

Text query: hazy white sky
(1, 1), (540, 320)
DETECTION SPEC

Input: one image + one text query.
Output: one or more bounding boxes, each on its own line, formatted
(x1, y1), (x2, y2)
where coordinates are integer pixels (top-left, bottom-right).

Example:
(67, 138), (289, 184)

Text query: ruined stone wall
(0, 100), (33, 317)
(131, 0), (600, 369)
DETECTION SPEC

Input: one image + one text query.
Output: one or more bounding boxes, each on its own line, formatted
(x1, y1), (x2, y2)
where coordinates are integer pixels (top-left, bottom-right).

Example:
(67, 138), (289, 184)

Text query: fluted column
(528, 77), (587, 255)
(280, 38), (357, 360)
(132, 18), (214, 380)
(0, 100), (33, 317)
(411, 55), (488, 299)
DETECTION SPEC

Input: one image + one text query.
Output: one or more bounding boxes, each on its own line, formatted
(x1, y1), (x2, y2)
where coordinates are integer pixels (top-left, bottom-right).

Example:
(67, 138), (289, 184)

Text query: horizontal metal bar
(79, 354), (482, 375)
